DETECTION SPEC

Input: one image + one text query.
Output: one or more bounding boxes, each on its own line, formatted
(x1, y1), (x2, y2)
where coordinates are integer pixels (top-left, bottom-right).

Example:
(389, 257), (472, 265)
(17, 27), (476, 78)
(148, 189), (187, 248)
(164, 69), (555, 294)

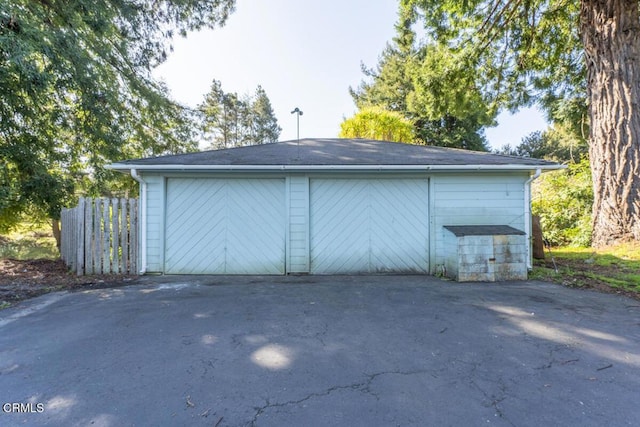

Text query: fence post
(84, 199), (93, 275)
(102, 198), (110, 274)
(64, 207), (69, 265)
(67, 207), (75, 272)
(111, 198), (120, 274)
(120, 198), (127, 274)
(94, 198), (102, 274)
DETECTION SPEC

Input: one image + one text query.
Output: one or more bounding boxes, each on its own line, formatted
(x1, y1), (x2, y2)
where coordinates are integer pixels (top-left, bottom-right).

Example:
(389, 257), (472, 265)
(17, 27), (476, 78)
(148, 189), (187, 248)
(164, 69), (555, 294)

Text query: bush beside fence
(61, 198), (138, 275)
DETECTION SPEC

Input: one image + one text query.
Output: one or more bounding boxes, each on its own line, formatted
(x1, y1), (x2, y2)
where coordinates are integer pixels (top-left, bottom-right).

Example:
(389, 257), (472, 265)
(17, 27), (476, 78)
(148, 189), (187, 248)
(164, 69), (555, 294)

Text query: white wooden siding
(144, 175), (165, 273)
(309, 178), (429, 274)
(431, 174), (528, 269)
(164, 178), (285, 274)
(287, 176), (310, 272)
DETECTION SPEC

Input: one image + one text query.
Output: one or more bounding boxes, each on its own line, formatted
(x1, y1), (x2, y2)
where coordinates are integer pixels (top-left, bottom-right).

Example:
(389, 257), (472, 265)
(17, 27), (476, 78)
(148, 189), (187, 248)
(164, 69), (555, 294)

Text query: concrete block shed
(443, 225), (528, 282)
(108, 138), (563, 277)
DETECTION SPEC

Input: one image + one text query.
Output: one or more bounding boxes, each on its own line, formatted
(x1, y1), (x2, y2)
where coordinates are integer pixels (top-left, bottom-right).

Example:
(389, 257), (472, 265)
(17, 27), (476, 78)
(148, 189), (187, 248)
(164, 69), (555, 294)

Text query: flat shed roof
(444, 225), (527, 236)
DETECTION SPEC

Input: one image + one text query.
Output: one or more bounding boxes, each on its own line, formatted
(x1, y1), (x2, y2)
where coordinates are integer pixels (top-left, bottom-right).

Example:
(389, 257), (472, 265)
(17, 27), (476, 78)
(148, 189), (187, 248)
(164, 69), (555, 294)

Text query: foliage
(496, 132), (546, 159)
(529, 243), (640, 295)
(404, 0), (640, 246)
(404, 0), (584, 113)
(350, 3), (491, 151)
(415, 115), (489, 150)
(198, 80), (281, 149)
(532, 158), (593, 247)
(339, 107), (414, 142)
(546, 243), (640, 265)
(251, 86), (282, 144)
(496, 123), (588, 162)
(0, 0), (235, 231)
(0, 223), (58, 260)
(497, 115), (590, 248)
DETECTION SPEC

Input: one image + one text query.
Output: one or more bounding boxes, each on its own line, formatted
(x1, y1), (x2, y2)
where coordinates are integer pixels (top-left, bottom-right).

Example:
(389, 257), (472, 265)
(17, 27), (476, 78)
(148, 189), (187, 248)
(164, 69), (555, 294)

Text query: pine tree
(252, 86), (281, 144)
(199, 80), (226, 149)
(350, 3), (492, 151)
(199, 81), (280, 148)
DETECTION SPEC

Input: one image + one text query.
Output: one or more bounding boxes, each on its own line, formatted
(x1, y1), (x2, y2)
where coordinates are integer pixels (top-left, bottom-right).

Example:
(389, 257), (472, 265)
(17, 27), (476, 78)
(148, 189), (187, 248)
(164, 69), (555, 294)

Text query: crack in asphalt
(200, 358), (216, 379)
(534, 344), (579, 370)
(451, 356), (515, 426)
(313, 322), (328, 347)
(247, 370), (429, 426)
(469, 377), (513, 426)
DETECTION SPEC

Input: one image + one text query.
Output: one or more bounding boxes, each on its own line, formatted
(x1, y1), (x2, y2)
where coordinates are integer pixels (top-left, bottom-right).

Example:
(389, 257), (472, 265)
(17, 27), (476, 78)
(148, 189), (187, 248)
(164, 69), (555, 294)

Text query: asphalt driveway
(1, 276), (639, 426)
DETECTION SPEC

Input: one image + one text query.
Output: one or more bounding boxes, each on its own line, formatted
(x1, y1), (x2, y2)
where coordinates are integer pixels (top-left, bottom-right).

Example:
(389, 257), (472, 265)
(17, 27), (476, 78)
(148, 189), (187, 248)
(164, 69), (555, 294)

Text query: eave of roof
(107, 163), (564, 173)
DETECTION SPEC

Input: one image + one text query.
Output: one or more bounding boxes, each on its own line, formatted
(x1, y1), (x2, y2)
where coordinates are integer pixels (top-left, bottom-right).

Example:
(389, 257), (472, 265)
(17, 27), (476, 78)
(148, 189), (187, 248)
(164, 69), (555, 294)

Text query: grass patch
(0, 224), (59, 260)
(531, 241), (640, 298)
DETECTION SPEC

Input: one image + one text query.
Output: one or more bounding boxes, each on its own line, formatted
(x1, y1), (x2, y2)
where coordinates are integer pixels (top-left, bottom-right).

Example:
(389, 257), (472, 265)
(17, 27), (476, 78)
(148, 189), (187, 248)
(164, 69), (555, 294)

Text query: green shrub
(532, 158), (592, 247)
(0, 223), (59, 260)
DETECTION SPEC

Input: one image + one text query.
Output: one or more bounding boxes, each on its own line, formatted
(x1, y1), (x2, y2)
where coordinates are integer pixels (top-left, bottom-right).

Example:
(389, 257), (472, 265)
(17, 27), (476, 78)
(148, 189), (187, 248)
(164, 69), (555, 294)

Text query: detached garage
(108, 138), (562, 277)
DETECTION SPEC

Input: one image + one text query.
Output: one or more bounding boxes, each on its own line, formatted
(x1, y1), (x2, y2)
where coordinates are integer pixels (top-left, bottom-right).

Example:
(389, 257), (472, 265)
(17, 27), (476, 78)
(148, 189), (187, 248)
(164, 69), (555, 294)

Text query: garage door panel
(370, 179), (428, 272)
(165, 178), (285, 274)
(312, 180), (368, 232)
(167, 227), (225, 274)
(165, 180), (226, 274)
(310, 180), (371, 273)
(166, 180), (224, 227)
(227, 180), (286, 242)
(225, 189), (284, 274)
(310, 178), (429, 274)
(312, 203), (369, 254)
(370, 180), (429, 247)
(167, 179), (224, 226)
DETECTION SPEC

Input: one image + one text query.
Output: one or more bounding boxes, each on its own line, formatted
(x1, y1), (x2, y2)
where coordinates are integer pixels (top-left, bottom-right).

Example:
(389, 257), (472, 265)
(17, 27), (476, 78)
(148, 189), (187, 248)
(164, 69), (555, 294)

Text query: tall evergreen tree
(198, 81), (280, 148)
(200, 79), (226, 149)
(252, 86), (282, 144)
(350, 2), (492, 151)
(237, 93), (254, 146)
(222, 92), (240, 148)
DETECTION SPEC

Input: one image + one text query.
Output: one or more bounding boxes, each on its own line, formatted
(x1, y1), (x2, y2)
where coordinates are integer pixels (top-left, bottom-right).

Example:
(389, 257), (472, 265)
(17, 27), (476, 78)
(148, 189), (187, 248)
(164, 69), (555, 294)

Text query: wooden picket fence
(61, 197), (138, 275)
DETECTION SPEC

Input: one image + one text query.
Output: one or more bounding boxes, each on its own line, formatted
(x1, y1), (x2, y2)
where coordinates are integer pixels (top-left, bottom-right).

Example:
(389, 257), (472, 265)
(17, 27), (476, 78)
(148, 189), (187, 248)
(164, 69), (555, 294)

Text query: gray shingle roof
(109, 138), (561, 170)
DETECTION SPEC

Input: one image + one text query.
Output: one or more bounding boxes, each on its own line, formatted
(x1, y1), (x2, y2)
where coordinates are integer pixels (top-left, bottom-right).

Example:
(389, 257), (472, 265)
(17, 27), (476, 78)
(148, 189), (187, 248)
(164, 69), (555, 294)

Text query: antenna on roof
(291, 107), (303, 159)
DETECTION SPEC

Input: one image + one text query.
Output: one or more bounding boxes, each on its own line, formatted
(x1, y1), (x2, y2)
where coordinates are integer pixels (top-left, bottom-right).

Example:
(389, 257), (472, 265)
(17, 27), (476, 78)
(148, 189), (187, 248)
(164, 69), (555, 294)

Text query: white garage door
(164, 178), (285, 274)
(310, 178), (429, 274)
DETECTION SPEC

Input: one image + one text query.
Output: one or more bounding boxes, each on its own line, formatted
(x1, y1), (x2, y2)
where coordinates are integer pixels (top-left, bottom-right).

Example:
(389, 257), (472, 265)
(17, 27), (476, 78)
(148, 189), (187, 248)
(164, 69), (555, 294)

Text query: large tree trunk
(580, 0), (640, 246)
(52, 219), (61, 251)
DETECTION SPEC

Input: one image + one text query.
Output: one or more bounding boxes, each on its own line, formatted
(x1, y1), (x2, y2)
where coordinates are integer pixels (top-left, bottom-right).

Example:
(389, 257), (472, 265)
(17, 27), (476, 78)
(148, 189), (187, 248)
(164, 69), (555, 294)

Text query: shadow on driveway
(1, 275), (639, 426)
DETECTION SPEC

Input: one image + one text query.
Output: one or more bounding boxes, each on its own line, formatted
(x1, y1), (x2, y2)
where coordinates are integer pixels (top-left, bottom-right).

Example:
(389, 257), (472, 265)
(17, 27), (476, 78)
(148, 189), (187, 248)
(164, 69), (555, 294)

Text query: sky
(153, 0), (548, 150)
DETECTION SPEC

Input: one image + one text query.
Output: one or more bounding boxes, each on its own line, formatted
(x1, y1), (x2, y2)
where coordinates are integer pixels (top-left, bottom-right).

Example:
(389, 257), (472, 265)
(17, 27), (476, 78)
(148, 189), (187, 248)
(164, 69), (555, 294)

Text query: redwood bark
(580, 0), (640, 246)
